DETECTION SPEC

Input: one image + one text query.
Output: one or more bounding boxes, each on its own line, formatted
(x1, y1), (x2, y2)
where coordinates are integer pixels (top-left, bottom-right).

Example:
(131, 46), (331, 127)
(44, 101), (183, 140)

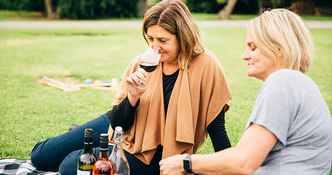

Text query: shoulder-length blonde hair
(142, 0), (204, 70)
(247, 9), (315, 73)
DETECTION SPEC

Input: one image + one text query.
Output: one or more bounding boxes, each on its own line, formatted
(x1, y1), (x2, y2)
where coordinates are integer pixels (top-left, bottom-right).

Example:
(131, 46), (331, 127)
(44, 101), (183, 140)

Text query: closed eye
(247, 42), (256, 51)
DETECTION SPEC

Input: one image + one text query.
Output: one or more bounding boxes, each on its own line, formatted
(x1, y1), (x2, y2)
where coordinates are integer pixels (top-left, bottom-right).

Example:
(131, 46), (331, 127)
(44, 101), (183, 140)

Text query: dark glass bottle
(93, 133), (114, 175)
(78, 128), (97, 175)
(110, 126), (130, 175)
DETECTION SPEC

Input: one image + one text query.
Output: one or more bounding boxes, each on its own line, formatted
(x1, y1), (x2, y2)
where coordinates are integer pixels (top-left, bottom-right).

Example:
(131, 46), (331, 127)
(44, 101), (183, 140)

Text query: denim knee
(59, 149), (83, 175)
(30, 140), (60, 172)
(30, 142), (42, 168)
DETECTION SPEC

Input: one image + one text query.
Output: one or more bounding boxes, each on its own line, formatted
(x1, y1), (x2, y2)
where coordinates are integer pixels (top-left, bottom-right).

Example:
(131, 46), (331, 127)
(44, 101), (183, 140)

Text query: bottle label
(114, 171), (130, 175)
(77, 169), (92, 175)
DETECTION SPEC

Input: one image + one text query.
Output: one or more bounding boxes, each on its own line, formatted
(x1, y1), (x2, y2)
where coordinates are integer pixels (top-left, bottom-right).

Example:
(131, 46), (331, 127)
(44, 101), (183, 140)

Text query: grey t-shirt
(245, 69), (332, 175)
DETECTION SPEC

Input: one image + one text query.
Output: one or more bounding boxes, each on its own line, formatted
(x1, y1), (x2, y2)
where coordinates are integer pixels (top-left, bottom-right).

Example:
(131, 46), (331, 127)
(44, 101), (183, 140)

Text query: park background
(0, 0), (332, 174)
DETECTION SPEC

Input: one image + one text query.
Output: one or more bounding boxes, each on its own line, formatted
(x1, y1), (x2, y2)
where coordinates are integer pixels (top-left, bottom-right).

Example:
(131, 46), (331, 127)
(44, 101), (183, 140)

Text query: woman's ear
(278, 48), (282, 57)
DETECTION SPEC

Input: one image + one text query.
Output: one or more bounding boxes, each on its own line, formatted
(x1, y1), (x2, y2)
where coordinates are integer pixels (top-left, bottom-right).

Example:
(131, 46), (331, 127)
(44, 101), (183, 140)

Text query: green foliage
(0, 0), (45, 11)
(184, 0), (332, 14)
(184, 0), (262, 14)
(186, 0), (225, 13)
(292, 0), (332, 6)
(0, 0), (139, 19)
(58, 0), (138, 19)
(2, 10), (332, 21)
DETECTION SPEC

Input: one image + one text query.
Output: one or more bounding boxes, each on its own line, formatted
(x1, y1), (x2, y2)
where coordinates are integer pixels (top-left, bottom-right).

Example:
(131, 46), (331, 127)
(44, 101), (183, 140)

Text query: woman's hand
(126, 68), (148, 106)
(159, 154), (186, 175)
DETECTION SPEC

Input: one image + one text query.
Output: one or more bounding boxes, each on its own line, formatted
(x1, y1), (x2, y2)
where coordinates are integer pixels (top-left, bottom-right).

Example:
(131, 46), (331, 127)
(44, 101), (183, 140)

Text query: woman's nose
(242, 49), (250, 60)
(150, 43), (160, 50)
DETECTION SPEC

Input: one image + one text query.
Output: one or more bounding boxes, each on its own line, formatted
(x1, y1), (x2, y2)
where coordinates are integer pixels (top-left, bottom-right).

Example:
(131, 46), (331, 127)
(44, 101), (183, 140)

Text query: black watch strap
(183, 154), (193, 174)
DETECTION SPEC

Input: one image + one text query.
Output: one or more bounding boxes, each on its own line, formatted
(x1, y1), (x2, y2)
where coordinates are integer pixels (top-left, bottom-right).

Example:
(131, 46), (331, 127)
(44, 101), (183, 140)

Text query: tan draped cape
(108, 50), (232, 165)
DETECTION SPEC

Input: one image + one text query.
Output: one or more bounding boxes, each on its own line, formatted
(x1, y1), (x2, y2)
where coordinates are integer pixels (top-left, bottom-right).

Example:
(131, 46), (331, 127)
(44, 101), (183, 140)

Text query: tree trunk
(218, 0), (238, 20)
(272, 0), (277, 9)
(137, 0), (147, 18)
(258, 0), (262, 13)
(44, 0), (59, 19)
(290, 0), (315, 15)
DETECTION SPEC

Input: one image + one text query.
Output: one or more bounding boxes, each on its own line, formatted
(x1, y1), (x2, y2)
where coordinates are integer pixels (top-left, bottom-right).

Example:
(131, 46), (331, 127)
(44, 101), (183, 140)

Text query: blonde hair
(142, 0), (204, 70)
(247, 9), (315, 73)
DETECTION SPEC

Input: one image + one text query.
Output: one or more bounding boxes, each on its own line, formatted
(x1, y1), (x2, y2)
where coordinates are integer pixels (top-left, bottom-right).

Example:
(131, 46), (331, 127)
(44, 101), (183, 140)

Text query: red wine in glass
(140, 62), (158, 72)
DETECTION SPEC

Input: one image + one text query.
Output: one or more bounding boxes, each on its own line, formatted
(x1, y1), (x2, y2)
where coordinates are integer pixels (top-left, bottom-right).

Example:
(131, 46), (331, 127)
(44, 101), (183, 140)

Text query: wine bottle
(93, 133), (114, 175)
(78, 128), (97, 175)
(110, 126), (130, 175)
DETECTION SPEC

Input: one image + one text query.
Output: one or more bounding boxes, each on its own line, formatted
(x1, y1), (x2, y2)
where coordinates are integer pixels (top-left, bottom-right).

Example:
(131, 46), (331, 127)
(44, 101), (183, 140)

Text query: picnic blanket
(0, 159), (59, 175)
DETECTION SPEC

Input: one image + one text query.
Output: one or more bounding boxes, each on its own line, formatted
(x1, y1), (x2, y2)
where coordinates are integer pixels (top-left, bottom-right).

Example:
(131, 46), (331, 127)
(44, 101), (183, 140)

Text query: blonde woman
(159, 9), (332, 175)
(31, 0), (232, 174)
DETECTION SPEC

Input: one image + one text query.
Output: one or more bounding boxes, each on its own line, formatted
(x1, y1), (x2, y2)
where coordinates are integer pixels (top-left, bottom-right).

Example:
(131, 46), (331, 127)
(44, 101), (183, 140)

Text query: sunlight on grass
(192, 13), (258, 20)
(0, 27), (331, 175)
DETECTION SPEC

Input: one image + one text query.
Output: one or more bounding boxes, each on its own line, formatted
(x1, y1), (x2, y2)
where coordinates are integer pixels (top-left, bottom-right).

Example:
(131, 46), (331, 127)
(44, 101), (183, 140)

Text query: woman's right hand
(126, 68), (148, 105)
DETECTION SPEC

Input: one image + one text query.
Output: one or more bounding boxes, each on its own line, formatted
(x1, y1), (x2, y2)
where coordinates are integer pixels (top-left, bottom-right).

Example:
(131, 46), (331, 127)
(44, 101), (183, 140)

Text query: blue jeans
(31, 114), (160, 175)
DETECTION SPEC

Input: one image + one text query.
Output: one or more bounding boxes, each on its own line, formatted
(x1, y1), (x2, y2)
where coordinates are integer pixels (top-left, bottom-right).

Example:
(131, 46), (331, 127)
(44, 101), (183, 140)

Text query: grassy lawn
(0, 26), (331, 173)
(0, 10), (45, 21)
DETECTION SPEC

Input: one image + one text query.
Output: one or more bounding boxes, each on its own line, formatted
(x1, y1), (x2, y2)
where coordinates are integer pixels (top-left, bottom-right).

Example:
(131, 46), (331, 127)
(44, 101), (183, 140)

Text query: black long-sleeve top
(106, 69), (231, 161)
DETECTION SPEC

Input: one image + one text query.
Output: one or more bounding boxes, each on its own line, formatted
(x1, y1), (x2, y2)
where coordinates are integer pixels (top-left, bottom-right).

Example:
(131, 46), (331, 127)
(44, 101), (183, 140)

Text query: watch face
(183, 154), (192, 173)
(184, 159), (190, 170)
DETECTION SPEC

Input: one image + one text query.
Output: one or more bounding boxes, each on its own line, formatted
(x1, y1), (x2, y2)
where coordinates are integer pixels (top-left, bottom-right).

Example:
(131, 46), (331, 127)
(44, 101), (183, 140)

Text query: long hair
(247, 9), (315, 73)
(142, 0), (204, 70)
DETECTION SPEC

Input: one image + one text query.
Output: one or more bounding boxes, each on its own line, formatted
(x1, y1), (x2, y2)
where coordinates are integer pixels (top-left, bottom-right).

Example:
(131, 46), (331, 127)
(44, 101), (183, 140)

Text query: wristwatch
(183, 154), (193, 174)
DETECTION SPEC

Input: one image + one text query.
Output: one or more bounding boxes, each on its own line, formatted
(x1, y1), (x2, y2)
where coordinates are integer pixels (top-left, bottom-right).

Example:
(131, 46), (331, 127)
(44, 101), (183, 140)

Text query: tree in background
(44, 0), (59, 19)
(1, 0), (331, 19)
(0, 0), (141, 19)
(0, 0), (45, 13)
(218, 0), (237, 19)
(290, 0), (332, 15)
(137, 0), (147, 17)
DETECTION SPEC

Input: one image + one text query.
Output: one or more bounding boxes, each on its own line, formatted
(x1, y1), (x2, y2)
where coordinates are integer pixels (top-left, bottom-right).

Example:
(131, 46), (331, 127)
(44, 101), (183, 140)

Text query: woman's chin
(247, 70), (254, 77)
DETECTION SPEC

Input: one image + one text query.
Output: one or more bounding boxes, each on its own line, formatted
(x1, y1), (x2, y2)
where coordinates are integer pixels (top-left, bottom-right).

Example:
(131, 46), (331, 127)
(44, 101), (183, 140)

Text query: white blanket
(0, 159), (59, 175)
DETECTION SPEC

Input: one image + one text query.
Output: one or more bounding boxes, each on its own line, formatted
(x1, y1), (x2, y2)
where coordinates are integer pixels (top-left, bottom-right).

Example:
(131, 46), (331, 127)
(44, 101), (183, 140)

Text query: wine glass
(130, 46), (161, 89)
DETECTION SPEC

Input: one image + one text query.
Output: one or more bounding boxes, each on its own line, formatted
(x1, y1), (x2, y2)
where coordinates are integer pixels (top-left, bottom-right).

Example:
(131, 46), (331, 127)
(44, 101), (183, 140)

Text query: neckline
(163, 69), (179, 76)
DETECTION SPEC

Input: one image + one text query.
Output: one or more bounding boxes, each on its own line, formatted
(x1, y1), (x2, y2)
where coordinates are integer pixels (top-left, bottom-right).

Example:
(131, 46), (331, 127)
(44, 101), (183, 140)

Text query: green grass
(0, 10), (44, 21)
(192, 13), (258, 20)
(192, 13), (332, 21)
(0, 27), (331, 173)
(301, 15), (332, 21)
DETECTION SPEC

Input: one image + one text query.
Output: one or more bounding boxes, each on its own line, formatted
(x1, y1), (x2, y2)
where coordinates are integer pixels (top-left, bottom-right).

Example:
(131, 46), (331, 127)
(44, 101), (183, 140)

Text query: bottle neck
(112, 140), (124, 154)
(83, 141), (93, 154)
(99, 150), (109, 159)
(99, 142), (109, 159)
(111, 129), (126, 157)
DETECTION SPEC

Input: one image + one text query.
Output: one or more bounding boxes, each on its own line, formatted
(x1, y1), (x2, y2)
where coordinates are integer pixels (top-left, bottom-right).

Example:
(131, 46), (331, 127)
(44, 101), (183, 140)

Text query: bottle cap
(115, 126), (123, 133)
(85, 128), (93, 135)
(114, 126), (125, 143)
(84, 128), (93, 143)
(100, 133), (109, 150)
(100, 133), (108, 141)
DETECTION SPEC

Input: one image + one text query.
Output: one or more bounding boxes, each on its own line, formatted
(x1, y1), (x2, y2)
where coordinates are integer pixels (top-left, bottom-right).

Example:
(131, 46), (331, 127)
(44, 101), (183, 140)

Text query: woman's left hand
(159, 154), (186, 175)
